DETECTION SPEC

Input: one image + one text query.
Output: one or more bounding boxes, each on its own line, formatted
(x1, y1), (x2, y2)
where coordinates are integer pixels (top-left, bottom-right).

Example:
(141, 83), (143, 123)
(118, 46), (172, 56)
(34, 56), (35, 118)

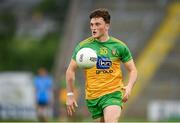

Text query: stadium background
(0, 0), (179, 122)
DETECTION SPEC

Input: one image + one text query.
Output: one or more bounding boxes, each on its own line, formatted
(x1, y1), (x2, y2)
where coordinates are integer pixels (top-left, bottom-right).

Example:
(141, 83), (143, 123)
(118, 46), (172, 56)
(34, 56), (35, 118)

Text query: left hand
(121, 85), (132, 103)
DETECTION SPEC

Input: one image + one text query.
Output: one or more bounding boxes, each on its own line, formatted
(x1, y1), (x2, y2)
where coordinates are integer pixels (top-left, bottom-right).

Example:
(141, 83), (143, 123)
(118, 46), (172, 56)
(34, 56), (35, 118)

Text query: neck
(97, 34), (110, 42)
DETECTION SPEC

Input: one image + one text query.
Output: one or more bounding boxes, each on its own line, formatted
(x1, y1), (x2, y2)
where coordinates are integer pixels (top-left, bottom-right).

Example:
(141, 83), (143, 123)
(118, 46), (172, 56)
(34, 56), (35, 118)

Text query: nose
(91, 24), (96, 30)
(91, 26), (95, 30)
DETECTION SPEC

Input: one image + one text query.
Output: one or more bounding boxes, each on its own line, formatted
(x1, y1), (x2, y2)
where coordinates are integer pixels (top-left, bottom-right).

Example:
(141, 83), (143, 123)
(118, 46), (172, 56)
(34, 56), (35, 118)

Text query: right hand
(121, 85), (132, 103)
(66, 95), (78, 116)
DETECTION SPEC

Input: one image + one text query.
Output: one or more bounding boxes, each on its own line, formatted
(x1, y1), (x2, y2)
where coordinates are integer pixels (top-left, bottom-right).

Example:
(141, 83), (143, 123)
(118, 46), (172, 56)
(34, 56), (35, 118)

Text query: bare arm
(122, 59), (138, 102)
(66, 59), (78, 116)
(66, 59), (78, 93)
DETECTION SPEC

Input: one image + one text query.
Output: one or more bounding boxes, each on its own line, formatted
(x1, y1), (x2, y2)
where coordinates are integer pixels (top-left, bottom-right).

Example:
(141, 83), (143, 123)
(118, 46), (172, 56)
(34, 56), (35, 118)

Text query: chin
(92, 35), (100, 38)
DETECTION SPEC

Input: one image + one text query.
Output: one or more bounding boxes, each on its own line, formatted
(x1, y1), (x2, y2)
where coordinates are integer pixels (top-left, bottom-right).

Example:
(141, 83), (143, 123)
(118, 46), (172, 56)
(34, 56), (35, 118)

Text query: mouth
(92, 31), (97, 35)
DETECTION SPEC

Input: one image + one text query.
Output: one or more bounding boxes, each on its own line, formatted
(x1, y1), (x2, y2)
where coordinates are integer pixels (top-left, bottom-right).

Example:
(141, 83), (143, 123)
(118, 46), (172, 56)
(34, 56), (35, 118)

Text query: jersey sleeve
(72, 43), (81, 60)
(119, 44), (133, 63)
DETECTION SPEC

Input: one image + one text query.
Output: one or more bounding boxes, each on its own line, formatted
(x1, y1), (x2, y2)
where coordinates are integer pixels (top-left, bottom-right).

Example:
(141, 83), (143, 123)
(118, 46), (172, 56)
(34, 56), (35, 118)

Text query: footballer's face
(90, 17), (109, 39)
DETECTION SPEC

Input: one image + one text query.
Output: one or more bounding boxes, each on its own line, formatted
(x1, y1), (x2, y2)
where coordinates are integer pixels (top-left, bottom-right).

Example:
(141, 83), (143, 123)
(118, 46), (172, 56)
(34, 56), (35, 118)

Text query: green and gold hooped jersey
(72, 36), (132, 99)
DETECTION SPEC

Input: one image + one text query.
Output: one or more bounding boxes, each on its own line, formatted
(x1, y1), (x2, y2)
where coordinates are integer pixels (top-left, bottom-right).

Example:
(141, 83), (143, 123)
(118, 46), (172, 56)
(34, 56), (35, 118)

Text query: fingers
(74, 101), (78, 107)
(66, 101), (78, 116)
(67, 105), (74, 116)
(67, 105), (75, 116)
(122, 88), (129, 103)
(122, 94), (128, 102)
(67, 105), (73, 116)
(71, 104), (75, 113)
(122, 86), (132, 103)
(122, 98), (128, 102)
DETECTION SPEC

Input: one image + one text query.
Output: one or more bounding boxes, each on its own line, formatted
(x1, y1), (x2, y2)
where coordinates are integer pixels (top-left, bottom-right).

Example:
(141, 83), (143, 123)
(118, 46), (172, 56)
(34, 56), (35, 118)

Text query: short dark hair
(89, 8), (111, 24)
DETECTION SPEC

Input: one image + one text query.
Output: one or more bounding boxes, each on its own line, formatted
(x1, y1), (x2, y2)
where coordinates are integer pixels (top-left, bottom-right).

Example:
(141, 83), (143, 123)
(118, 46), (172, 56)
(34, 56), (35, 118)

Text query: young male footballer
(66, 8), (137, 122)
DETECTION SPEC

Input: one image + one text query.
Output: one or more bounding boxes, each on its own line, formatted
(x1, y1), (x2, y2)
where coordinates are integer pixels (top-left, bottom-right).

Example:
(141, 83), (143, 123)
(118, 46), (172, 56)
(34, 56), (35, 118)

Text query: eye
(95, 23), (100, 26)
(90, 23), (93, 27)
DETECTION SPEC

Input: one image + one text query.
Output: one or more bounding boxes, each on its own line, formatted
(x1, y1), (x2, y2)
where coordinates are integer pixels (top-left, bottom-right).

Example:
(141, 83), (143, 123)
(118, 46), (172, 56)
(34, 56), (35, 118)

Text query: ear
(105, 23), (110, 30)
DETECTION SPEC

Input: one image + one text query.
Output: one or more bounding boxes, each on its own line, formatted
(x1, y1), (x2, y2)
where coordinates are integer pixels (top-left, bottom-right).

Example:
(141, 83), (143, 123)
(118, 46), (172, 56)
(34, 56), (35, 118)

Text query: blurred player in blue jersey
(34, 67), (53, 122)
